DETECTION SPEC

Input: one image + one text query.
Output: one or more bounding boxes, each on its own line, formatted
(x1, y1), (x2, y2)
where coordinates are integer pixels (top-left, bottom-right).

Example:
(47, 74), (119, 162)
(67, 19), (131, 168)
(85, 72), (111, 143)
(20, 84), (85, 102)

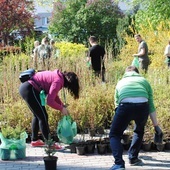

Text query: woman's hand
(61, 107), (69, 115)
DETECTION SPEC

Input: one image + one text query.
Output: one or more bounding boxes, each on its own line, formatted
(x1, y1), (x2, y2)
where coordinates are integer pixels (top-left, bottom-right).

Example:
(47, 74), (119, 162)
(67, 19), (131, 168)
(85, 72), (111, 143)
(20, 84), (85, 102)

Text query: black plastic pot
(142, 142), (152, 151)
(97, 143), (107, 155)
(165, 141), (170, 150)
(86, 143), (95, 154)
(156, 142), (165, 151)
(43, 156), (58, 170)
(69, 143), (78, 153)
(76, 145), (86, 155)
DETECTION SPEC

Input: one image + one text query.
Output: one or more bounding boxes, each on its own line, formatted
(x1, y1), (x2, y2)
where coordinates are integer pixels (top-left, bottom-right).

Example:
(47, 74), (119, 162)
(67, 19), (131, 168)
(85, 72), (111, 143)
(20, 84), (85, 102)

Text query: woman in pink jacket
(19, 69), (80, 149)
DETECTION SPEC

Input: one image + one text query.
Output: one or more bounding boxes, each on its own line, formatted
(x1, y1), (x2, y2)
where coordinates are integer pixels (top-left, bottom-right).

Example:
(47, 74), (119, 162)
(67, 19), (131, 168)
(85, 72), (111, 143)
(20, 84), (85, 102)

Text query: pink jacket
(28, 69), (64, 111)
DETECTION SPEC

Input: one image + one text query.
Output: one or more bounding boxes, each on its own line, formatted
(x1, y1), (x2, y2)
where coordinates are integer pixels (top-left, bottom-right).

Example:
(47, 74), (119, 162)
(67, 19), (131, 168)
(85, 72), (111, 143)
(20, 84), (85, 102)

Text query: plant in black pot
(43, 135), (58, 170)
(142, 132), (152, 151)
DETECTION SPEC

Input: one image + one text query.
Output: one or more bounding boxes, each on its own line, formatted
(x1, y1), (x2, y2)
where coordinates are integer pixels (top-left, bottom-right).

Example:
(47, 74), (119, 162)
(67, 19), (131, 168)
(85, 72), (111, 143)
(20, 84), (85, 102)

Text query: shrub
(0, 25), (170, 139)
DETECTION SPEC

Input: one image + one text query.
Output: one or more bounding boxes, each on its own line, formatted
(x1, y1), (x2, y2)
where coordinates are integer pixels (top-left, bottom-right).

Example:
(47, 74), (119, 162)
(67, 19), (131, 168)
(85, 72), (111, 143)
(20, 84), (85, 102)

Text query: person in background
(164, 40), (170, 68)
(34, 37), (51, 70)
(19, 69), (80, 149)
(87, 36), (106, 83)
(133, 34), (150, 73)
(50, 39), (60, 59)
(33, 40), (40, 54)
(32, 40), (39, 68)
(109, 66), (163, 170)
(50, 39), (55, 57)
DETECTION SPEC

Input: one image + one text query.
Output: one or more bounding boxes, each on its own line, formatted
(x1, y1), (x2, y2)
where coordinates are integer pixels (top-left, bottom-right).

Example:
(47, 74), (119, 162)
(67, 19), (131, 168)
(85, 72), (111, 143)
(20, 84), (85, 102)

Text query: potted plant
(75, 132), (87, 155)
(164, 131), (170, 150)
(43, 135), (58, 170)
(96, 137), (107, 155)
(142, 132), (152, 151)
(0, 124), (27, 160)
(121, 125), (133, 150)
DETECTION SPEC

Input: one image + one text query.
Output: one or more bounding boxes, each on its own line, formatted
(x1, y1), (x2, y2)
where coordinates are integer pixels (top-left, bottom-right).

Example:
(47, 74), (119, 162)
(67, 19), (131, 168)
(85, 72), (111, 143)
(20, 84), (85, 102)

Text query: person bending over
(19, 69), (80, 149)
(109, 66), (163, 170)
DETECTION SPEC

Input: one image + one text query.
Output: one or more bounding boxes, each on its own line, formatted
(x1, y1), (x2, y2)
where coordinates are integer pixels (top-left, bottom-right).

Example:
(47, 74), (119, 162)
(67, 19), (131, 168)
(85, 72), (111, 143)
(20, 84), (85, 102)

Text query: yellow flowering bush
(118, 21), (170, 69)
(55, 41), (88, 61)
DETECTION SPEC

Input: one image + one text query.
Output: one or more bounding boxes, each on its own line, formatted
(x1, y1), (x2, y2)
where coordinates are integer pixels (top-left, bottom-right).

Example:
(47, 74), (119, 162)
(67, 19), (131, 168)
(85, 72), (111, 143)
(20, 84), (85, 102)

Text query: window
(42, 17), (49, 25)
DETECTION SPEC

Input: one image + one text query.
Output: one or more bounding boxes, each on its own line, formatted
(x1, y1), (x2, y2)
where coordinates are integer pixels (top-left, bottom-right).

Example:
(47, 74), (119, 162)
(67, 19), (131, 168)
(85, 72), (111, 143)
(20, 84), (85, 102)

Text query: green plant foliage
(49, 0), (123, 45)
(130, 0), (170, 30)
(1, 20), (170, 140)
(116, 15), (135, 51)
(1, 123), (25, 139)
(44, 135), (57, 157)
(67, 84), (115, 132)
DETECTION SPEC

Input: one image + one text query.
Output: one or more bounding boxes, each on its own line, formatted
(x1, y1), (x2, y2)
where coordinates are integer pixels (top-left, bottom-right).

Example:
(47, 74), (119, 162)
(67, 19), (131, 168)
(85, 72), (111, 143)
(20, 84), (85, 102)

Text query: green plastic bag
(57, 115), (77, 144)
(39, 90), (46, 106)
(131, 56), (139, 68)
(86, 61), (91, 68)
(0, 132), (28, 149)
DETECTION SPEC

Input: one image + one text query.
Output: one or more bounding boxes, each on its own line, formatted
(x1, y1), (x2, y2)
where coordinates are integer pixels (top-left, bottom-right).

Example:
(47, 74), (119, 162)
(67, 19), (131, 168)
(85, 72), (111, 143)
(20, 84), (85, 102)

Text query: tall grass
(0, 25), (170, 137)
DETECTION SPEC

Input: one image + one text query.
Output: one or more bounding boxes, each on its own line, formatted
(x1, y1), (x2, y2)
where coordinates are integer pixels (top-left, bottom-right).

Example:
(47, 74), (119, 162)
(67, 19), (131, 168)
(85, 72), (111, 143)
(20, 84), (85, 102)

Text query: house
(33, 1), (53, 33)
(118, 1), (131, 12)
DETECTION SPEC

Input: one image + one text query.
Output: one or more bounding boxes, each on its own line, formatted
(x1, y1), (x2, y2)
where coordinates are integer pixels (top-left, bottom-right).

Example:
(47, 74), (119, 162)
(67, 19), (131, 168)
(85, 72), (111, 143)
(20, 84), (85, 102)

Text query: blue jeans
(109, 102), (149, 165)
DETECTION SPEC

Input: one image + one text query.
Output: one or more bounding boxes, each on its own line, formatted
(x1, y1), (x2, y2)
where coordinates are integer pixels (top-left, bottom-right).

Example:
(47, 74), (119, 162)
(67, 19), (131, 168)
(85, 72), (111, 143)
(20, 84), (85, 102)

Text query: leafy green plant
(44, 135), (57, 157)
(0, 101), (32, 133)
(1, 124), (25, 139)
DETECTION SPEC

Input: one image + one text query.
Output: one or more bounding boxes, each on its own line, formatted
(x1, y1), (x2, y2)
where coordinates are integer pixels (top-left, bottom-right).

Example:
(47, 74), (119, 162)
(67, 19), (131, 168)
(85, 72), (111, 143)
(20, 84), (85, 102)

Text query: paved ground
(0, 143), (170, 170)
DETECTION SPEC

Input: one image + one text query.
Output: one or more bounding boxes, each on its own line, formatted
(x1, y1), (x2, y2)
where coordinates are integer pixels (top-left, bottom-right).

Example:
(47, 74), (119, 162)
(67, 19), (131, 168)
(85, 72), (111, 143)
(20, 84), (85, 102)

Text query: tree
(0, 0), (35, 46)
(135, 0), (170, 30)
(121, 0), (170, 31)
(49, 0), (87, 43)
(116, 15), (134, 52)
(49, 0), (123, 45)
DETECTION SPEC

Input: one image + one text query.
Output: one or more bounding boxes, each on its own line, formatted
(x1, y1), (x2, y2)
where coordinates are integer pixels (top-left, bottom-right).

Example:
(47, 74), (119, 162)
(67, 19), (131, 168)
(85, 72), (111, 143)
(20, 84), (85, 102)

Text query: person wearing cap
(109, 66), (163, 170)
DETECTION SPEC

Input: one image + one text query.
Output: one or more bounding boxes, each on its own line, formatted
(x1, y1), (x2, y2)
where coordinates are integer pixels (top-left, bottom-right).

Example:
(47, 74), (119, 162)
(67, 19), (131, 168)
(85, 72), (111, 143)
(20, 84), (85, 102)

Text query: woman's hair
(125, 66), (139, 73)
(63, 71), (80, 99)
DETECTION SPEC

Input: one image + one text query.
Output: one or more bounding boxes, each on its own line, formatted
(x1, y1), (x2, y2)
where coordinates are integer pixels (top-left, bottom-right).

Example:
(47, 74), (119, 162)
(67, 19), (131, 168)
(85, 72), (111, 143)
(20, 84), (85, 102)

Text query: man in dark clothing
(87, 36), (105, 82)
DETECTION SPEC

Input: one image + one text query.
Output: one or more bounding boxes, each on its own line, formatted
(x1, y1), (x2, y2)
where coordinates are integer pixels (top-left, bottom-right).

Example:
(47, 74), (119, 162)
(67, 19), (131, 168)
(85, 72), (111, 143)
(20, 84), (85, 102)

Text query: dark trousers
(109, 102), (149, 166)
(139, 59), (150, 73)
(93, 68), (105, 82)
(19, 81), (50, 141)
